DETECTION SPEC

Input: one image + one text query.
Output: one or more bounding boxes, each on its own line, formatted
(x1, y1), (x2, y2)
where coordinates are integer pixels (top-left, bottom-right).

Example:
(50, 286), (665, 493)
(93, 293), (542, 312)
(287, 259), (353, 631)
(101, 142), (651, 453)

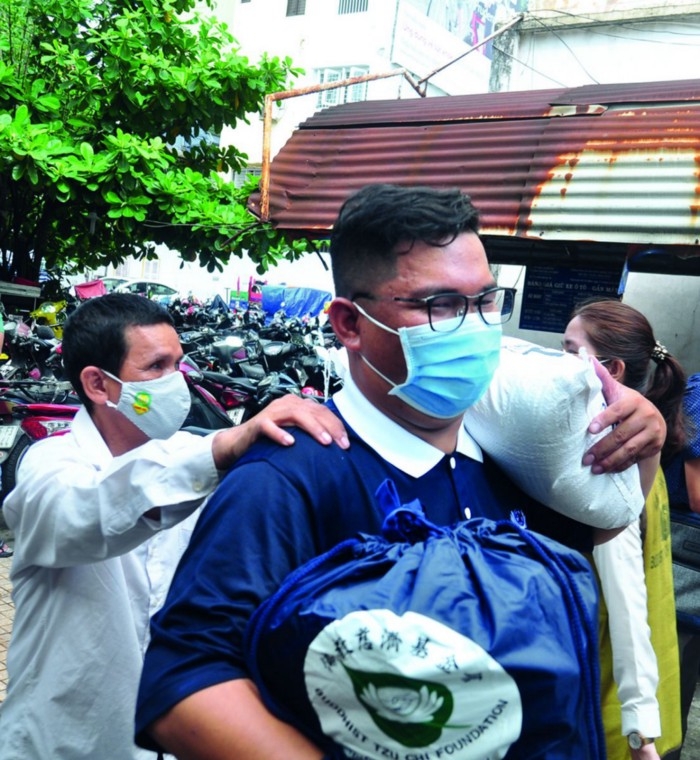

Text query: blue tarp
(261, 286), (332, 319)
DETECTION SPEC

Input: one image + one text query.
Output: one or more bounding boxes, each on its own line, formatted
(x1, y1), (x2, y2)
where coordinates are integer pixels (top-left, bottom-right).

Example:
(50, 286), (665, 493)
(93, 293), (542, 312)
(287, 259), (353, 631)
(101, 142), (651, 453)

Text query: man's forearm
(150, 678), (326, 760)
(586, 386), (665, 474)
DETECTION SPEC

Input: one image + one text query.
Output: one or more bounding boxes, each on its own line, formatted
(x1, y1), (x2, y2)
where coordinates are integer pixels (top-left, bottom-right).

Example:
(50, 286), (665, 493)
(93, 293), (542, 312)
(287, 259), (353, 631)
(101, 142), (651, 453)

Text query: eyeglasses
(354, 287), (516, 332)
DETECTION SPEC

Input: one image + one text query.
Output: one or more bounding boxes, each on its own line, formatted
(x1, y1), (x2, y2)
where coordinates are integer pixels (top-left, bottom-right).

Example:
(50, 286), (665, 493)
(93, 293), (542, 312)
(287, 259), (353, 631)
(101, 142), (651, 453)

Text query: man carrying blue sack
(136, 184), (666, 759)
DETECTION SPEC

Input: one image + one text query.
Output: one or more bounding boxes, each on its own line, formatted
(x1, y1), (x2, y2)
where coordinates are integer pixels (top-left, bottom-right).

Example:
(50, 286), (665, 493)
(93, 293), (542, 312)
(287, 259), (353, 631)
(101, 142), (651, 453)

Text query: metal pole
(259, 69), (419, 221)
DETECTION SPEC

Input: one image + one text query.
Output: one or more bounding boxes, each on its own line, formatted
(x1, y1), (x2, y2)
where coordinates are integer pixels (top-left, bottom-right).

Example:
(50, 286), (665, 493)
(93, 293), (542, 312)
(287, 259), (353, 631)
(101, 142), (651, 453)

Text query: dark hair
(570, 298), (688, 461)
(330, 184), (481, 298)
(62, 293), (174, 409)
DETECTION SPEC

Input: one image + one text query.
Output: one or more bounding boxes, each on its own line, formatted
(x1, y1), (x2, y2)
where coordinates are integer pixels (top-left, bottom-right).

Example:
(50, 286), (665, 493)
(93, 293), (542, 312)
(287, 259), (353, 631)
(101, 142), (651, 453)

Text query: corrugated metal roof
(248, 78), (700, 252)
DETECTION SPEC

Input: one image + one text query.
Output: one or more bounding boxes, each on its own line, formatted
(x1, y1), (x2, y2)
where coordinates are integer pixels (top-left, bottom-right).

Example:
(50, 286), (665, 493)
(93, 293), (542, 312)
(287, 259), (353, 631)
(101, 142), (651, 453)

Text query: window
(233, 167), (262, 189)
(142, 259), (159, 278)
(171, 130), (220, 153)
(315, 66), (369, 109)
(339, 0), (368, 13)
(286, 0), (305, 16)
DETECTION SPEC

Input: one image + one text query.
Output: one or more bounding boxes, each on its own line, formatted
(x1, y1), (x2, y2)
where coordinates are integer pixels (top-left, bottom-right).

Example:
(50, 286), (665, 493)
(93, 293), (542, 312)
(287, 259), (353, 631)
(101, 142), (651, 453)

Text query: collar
(333, 370), (483, 478)
(69, 406), (115, 470)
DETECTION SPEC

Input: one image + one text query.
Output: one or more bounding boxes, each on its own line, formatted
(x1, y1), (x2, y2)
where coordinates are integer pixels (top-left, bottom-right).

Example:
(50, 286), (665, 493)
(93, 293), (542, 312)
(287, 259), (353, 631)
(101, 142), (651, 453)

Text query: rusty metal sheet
(298, 79), (700, 128)
(248, 78), (700, 248)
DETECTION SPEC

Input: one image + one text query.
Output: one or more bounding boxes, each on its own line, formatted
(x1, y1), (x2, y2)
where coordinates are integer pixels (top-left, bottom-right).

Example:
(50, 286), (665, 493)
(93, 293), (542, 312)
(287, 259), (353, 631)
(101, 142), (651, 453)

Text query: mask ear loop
(352, 302), (399, 336)
(353, 302), (403, 391)
(100, 369), (123, 409)
(101, 369), (123, 384)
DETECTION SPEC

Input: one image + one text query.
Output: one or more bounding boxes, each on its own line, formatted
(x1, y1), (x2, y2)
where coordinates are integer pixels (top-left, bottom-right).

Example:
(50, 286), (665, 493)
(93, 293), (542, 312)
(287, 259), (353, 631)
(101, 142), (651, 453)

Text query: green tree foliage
(0, 0), (308, 282)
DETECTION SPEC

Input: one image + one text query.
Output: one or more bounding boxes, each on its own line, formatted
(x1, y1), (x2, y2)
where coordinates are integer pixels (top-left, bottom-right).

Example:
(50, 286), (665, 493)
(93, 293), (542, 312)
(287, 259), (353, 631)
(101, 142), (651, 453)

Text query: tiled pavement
(0, 525), (14, 703)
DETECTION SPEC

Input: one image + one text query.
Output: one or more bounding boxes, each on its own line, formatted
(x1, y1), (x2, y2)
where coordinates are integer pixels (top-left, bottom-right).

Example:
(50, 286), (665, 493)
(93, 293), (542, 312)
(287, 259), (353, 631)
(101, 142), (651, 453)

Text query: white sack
(464, 337), (644, 529)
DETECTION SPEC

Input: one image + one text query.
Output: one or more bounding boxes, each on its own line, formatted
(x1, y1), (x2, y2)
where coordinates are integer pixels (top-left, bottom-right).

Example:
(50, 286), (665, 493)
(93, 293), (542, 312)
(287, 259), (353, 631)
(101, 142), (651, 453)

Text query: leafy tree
(0, 0), (308, 283)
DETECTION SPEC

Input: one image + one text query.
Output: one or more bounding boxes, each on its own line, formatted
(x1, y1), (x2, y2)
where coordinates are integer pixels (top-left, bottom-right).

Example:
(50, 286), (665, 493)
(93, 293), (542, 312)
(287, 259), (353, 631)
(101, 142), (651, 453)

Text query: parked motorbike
(29, 299), (72, 339)
(0, 363), (235, 506)
(0, 319), (65, 381)
(0, 389), (79, 500)
(179, 359), (237, 433)
(181, 354), (262, 426)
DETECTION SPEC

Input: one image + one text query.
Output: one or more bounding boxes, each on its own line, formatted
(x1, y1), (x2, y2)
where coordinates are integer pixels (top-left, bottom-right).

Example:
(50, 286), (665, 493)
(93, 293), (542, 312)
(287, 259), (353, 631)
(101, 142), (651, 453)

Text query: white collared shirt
(333, 370), (483, 477)
(0, 407), (220, 759)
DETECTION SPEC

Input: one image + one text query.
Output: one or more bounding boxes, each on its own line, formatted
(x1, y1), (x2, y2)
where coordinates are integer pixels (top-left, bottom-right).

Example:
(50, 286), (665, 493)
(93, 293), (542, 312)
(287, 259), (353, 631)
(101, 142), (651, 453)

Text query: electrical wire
(561, 24), (700, 47)
(526, 9), (700, 43)
(491, 43), (570, 88)
(525, 14), (600, 84)
(502, 9), (700, 88)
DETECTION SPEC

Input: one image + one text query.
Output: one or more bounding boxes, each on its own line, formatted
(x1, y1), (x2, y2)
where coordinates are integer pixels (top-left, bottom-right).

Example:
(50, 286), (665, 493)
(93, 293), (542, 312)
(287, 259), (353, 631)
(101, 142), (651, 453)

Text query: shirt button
(193, 480), (203, 492)
(449, 456), (456, 469)
(464, 507), (472, 519)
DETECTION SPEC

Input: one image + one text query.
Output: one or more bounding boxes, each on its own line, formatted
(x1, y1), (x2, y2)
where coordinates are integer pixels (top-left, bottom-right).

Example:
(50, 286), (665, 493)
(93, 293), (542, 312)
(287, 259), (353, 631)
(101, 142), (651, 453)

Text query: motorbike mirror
(183, 367), (203, 383)
(178, 360), (204, 383)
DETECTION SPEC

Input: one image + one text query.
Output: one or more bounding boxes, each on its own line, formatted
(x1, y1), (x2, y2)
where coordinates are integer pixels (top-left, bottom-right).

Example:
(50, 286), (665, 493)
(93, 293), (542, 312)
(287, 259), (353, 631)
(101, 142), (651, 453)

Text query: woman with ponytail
(564, 298), (687, 760)
(566, 299), (687, 465)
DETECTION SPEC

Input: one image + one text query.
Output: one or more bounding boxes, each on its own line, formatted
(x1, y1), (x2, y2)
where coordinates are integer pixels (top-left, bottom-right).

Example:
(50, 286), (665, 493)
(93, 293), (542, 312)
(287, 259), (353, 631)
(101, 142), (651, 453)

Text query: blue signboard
(519, 265), (623, 333)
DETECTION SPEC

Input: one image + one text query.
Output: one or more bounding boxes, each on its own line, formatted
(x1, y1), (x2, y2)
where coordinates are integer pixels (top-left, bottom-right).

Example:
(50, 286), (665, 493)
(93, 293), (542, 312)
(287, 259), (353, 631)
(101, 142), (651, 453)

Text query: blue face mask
(354, 305), (502, 419)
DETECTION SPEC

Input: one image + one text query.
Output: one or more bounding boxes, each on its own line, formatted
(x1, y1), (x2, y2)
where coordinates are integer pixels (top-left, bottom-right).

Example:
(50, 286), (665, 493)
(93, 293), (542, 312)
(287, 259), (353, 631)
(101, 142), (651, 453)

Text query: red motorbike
(0, 388), (79, 501)
(0, 362), (235, 505)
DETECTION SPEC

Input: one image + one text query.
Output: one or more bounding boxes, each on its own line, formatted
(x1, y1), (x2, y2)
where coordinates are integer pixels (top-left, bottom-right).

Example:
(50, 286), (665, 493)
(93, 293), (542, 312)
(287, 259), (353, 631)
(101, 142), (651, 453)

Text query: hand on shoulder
(584, 360), (665, 475)
(211, 395), (349, 471)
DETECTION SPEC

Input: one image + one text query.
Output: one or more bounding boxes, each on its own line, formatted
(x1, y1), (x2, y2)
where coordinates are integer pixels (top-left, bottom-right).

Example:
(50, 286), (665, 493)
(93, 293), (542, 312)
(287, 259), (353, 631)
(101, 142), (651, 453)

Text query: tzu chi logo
(304, 610), (522, 760)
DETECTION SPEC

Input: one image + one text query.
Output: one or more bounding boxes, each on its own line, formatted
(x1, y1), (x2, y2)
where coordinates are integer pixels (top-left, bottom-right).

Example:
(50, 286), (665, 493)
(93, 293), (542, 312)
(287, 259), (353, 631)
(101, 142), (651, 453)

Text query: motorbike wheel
(1, 434), (32, 501)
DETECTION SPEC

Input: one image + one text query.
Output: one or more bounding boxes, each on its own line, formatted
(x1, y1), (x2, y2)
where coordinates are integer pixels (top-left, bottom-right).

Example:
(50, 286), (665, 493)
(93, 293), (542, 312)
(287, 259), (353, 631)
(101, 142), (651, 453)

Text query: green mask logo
(132, 391), (152, 415)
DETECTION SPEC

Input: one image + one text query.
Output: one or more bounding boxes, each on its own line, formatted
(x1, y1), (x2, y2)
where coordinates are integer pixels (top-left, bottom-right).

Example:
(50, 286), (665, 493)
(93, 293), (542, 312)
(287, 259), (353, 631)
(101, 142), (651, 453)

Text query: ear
(606, 357), (626, 383)
(80, 366), (112, 406)
(328, 298), (362, 352)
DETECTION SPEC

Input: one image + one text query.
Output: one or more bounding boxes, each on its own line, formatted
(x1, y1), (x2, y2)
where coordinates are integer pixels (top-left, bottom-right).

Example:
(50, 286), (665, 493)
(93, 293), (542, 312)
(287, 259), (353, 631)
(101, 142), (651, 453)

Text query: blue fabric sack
(246, 481), (604, 760)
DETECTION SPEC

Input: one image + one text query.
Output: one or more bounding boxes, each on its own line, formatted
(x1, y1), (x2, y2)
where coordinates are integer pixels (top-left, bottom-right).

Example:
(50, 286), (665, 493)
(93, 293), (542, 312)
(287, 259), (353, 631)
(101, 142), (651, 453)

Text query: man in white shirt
(0, 292), (348, 760)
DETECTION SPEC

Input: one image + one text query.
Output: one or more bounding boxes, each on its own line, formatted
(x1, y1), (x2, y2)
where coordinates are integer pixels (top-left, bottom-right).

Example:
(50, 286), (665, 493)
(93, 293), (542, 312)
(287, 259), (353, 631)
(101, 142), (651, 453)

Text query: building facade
(108, 2), (700, 369)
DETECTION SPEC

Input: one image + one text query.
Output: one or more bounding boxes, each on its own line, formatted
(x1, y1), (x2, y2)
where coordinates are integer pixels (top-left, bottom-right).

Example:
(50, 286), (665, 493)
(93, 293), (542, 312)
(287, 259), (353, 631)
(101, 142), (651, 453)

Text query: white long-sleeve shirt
(0, 407), (220, 759)
(594, 520), (661, 738)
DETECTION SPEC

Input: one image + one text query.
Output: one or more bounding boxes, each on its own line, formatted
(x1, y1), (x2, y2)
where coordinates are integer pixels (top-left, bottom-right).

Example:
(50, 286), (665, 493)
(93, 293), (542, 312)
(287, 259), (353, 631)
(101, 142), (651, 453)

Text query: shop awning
(248, 77), (700, 274)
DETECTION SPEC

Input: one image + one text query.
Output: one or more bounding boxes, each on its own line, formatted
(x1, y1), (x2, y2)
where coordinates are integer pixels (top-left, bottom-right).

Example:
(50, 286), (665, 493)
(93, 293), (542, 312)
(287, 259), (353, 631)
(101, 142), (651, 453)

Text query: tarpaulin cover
(261, 286), (332, 319)
(74, 280), (108, 299)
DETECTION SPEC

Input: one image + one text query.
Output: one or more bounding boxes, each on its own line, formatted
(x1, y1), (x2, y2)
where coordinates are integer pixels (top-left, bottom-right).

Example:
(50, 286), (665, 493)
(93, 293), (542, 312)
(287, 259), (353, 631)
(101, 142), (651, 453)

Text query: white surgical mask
(103, 369), (191, 439)
(354, 304), (501, 419)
